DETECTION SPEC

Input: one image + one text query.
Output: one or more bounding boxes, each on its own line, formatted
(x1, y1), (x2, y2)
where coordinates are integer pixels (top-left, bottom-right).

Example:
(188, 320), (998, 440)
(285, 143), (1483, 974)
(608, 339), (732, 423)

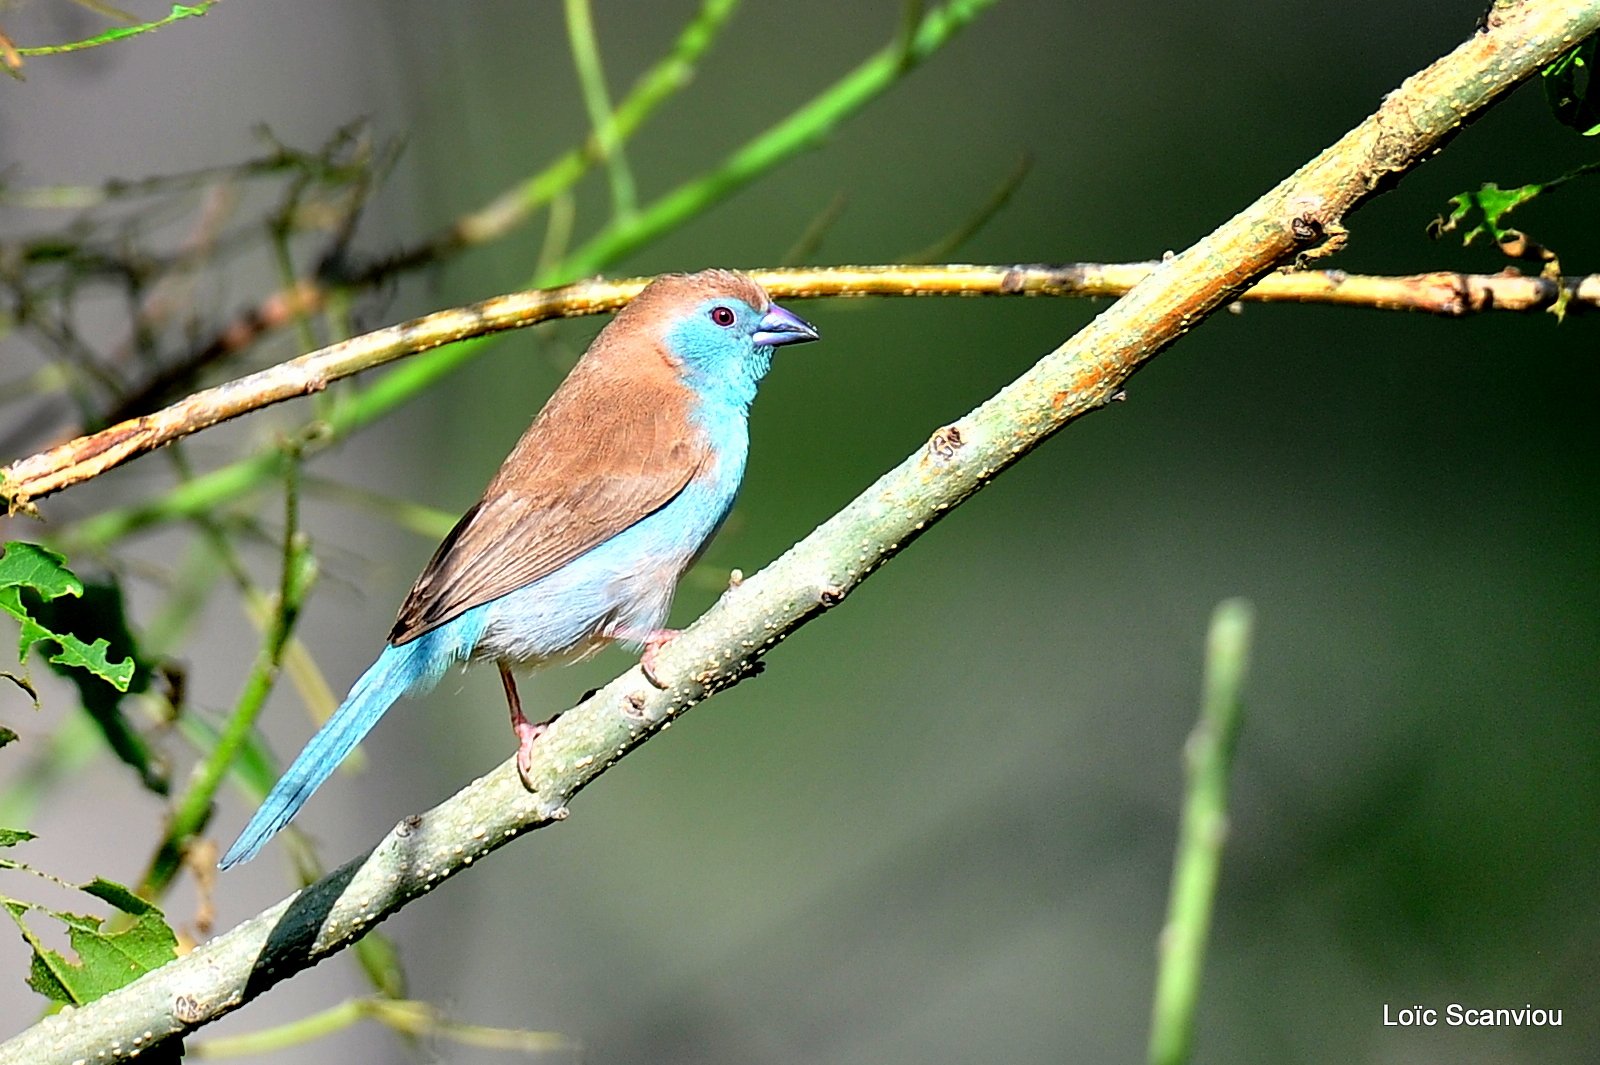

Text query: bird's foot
(639, 628), (681, 689)
(514, 716), (548, 792)
(501, 661), (551, 791)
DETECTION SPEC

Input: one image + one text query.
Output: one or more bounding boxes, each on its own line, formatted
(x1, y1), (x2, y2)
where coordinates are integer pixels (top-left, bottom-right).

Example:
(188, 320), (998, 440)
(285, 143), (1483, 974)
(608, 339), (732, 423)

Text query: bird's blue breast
(471, 400), (748, 668)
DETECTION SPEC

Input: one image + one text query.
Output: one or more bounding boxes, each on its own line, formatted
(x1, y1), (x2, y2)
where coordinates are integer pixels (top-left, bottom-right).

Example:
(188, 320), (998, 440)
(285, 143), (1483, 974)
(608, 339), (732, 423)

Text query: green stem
(193, 999), (364, 1058)
(193, 998), (564, 1058)
(564, 0), (638, 218)
(137, 464), (317, 897)
(269, 203), (322, 362)
(1147, 599), (1253, 1065)
(68, 450), (275, 550)
(168, 710), (409, 1000)
(452, 0), (740, 248)
(14, 2), (216, 57)
(562, 0), (999, 277)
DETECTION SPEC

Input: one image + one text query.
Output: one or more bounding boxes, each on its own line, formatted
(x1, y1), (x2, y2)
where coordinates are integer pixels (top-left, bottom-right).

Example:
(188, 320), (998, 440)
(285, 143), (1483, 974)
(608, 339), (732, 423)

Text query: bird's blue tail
(220, 641), (426, 869)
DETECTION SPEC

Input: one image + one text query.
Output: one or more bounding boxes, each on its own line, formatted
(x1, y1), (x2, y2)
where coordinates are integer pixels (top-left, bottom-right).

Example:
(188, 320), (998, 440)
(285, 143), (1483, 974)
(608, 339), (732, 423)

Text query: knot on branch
(173, 994), (206, 1024)
(1286, 196), (1349, 265)
(1290, 214), (1325, 244)
(926, 424), (965, 463)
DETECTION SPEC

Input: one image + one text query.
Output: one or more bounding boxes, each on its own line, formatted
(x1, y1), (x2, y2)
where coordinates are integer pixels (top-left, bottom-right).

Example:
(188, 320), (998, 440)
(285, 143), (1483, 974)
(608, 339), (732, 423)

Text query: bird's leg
(499, 662), (547, 791)
(638, 628), (681, 689)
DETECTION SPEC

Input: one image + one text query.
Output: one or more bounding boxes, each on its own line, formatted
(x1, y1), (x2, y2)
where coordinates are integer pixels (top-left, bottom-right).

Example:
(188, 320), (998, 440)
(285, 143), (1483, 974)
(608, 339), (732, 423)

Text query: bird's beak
(752, 303), (820, 348)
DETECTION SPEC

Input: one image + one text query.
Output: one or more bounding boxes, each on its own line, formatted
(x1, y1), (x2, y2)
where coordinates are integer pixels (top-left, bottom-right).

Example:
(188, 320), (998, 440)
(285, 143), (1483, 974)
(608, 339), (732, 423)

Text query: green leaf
(23, 574), (166, 793)
(0, 585), (57, 664)
(21, 930), (72, 1005)
(0, 724), (16, 749)
(0, 542), (136, 694)
(0, 828), (36, 848)
(43, 632), (136, 693)
(1434, 182), (1543, 246)
(1544, 35), (1599, 136)
(4, 877), (178, 1006)
(81, 877), (159, 917)
(1430, 160), (1600, 323)
(0, 542), (83, 602)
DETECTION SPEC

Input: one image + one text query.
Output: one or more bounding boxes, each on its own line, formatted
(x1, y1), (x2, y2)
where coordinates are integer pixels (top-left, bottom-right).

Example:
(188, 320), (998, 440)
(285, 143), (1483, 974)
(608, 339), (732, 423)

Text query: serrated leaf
(5, 898), (70, 1004)
(59, 909), (177, 1003)
(24, 575), (163, 792)
(0, 543), (136, 695)
(0, 828), (36, 847)
(5, 878), (178, 1006)
(43, 633), (136, 693)
(1432, 161), (1600, 253)
(0, 585), (59, 665)
(1437, 182), (1543, 245)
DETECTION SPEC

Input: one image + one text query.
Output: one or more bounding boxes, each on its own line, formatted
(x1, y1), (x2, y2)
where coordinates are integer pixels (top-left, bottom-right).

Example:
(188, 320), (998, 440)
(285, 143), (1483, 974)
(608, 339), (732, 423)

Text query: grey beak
(753, 303), (820, 348)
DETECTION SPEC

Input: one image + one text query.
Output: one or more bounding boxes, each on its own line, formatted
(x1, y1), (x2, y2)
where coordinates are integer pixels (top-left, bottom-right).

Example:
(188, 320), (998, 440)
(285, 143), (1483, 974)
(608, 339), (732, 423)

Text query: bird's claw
(639, 628), (680, 689)
(514, 718), (546, 792)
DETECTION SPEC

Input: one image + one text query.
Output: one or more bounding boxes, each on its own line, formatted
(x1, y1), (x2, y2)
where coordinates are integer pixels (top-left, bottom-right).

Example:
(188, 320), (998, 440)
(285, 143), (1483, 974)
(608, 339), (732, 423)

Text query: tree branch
(4, 261), (1594, 514)
(2, 2), (1595, 1060)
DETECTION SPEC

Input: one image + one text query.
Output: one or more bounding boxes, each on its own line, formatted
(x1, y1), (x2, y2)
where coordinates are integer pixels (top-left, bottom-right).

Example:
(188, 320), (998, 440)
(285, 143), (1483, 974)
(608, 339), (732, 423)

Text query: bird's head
(625, 269), (819, 410)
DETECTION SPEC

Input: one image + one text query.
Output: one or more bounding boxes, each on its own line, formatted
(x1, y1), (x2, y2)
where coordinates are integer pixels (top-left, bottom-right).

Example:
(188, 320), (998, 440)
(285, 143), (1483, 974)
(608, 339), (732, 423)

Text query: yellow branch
(5, 261), (1593, 513)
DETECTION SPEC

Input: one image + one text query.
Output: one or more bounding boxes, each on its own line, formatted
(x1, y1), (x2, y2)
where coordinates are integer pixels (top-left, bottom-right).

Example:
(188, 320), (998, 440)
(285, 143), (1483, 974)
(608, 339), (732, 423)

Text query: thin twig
(11, 1), (217, 59)
(5, 260), (1594, 515)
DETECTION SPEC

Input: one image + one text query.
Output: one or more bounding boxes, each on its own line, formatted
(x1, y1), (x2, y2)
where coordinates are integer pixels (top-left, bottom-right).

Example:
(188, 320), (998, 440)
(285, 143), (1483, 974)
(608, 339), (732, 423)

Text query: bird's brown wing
(388, 369), (711, 645)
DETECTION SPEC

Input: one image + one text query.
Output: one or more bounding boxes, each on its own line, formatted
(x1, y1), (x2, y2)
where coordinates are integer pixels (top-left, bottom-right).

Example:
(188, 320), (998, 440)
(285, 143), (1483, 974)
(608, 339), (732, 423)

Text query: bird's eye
(709, 305), (736, 327)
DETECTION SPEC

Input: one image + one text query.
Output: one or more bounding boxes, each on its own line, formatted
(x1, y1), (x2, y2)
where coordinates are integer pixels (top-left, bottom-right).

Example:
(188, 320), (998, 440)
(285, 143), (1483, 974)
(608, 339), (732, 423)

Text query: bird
(219, 269), (818, 868)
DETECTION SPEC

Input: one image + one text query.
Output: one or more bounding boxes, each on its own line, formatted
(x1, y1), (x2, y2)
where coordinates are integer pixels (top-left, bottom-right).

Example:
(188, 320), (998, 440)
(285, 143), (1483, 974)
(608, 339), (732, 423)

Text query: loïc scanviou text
(1383, 1003), (1562, 1027)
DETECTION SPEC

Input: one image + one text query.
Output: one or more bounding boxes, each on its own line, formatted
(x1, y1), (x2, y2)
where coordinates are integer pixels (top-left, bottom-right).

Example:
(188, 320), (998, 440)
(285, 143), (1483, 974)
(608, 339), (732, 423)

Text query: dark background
(1, 2), (1596, 1061)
